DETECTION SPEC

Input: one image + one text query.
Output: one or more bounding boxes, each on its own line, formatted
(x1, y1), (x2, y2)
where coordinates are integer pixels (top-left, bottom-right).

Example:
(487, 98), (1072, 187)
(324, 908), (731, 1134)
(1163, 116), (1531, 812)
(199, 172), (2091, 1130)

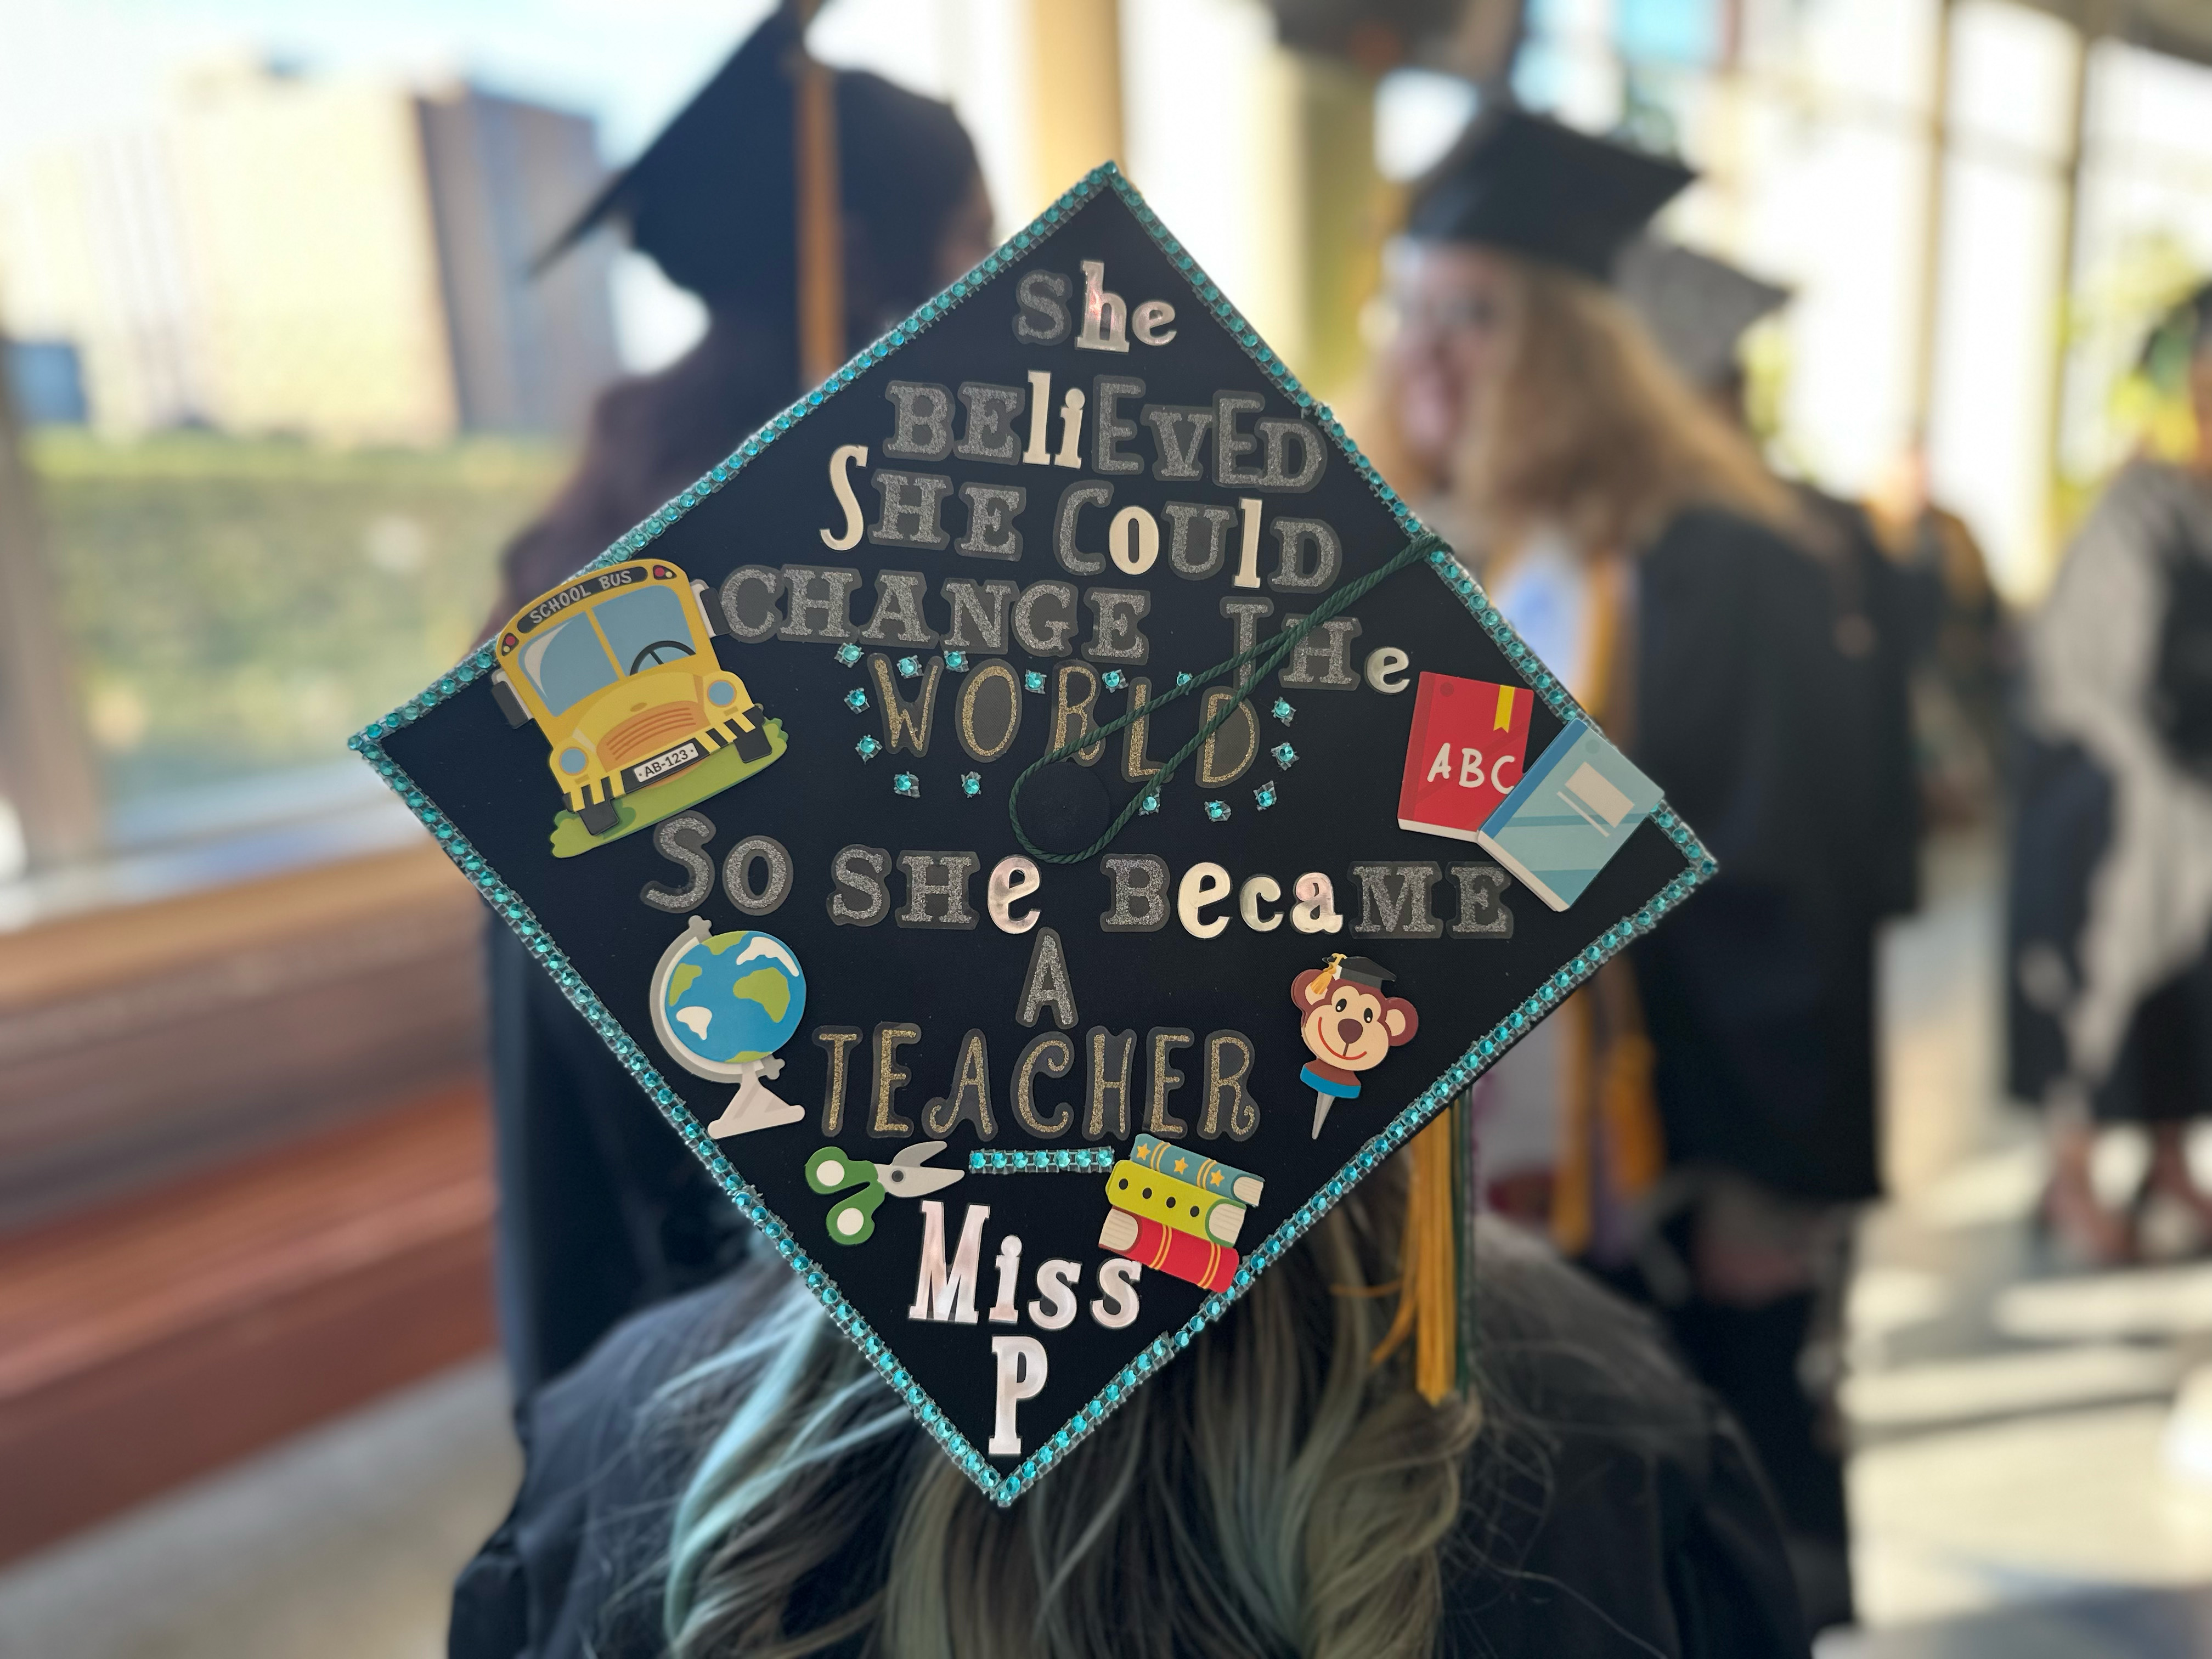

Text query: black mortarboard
(1336, 956), (1397, 990)
(534, 4), (976, 317)
(1613, 238), (1790, 390)
(538, 5), (804, 299)
(362, 164), (1711, 1504)
(1406, 108), (1694, 280)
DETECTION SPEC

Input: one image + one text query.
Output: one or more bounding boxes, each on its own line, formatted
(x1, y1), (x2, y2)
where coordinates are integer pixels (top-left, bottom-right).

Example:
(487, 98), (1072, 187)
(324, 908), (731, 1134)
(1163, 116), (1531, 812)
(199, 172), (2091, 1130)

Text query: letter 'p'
(989, 1335), (1048, 1455)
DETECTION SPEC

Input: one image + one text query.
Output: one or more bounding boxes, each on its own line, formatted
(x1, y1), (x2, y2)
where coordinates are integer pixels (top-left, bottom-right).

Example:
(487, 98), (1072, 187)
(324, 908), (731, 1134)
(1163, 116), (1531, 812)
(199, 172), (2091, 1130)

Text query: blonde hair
(1368, 248), (1798, 554)
(657, 1167), (1486, 1659)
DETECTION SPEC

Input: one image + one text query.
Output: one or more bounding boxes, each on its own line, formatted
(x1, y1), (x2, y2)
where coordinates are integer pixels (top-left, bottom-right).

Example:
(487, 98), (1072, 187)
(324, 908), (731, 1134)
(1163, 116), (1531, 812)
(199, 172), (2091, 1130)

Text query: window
(517, 613), (621, 716)
(590, 585), (697, 674)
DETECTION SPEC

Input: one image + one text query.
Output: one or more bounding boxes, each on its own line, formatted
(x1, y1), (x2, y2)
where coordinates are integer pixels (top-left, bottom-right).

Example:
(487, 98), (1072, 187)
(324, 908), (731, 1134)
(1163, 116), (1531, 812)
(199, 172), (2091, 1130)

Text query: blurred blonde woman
(452, 1165), (1806, 1657)
(1361, 111), (1883, 1631)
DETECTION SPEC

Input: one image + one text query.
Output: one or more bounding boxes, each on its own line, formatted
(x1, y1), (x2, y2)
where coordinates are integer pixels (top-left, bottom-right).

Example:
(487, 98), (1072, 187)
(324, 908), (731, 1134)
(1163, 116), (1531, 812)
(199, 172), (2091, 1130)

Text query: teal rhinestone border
(350, 161), (1717, 1506)
(968, 1147), (1118, 1174)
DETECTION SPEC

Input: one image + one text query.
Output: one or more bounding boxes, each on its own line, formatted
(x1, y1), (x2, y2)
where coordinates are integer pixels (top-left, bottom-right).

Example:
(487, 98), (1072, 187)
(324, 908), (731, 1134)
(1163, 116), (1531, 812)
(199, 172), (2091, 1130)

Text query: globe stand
(704, 1056), (806, 1139)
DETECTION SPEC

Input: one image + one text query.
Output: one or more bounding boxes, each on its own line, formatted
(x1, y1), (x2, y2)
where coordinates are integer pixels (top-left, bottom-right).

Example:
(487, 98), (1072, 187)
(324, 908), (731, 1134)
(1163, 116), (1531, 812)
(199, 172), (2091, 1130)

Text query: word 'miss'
(907, 1199), (1144, 1455)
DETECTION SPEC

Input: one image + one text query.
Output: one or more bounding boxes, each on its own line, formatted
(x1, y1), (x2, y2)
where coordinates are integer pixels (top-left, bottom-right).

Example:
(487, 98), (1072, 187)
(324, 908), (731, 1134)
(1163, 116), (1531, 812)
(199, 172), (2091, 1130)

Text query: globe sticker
(648, 917), (808, 1137)
(354, 166), (1719, 1505)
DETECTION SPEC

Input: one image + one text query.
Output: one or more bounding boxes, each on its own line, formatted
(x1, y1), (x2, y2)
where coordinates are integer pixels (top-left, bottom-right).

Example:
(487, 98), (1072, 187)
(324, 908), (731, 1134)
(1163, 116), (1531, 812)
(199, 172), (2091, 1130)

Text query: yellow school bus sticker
(488, 560), (785, 856)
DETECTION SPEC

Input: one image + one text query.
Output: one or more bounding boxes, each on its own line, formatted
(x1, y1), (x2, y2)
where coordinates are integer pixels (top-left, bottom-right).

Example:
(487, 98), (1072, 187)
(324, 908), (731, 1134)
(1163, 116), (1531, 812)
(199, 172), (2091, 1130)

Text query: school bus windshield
(515, 587), (698, 716)
(592, 586), (697, 673)
(518, 615), (617, 715)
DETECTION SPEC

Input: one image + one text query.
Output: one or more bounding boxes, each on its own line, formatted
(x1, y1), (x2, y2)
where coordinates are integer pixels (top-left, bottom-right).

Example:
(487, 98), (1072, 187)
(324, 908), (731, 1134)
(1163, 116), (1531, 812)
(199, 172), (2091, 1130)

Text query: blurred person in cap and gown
(2010, 281), (2212, 1263)
(1629, 229), (2008, 843)
(1359, 109), (1885, 1629)
(1867, 444), (2010, 831)
(484, 2), (994, 1397)
(1615, 238), (1920, 928)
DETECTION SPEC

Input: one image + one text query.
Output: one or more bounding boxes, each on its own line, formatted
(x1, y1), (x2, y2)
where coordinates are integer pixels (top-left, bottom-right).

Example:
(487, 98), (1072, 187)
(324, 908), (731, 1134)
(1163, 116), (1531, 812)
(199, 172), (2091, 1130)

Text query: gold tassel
(1550, 991), (1595, 1257)
(1373, 1105), (1463, 1404)
(792, 1), (845, 386)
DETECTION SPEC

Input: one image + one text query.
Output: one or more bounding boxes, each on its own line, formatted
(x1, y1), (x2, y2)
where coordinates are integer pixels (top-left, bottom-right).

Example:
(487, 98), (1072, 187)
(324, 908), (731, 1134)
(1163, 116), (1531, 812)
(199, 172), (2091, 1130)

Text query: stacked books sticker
(1099, 1135), (1265, 1294)
(1396, 672), (1662, 911)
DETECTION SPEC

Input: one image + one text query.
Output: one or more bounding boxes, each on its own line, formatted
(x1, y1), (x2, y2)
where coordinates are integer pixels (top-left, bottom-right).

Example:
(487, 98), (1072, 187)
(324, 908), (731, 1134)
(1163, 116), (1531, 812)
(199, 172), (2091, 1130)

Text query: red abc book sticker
(1396, 672), (1534, 842)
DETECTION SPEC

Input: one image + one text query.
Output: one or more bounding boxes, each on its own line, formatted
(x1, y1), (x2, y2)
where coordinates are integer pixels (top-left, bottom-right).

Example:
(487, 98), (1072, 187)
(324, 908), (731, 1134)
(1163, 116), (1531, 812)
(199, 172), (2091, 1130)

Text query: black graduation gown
(449, 1224), (1808, 1659)
(1628, 506), (1893, 1205)
(487, 313), (800, 1395)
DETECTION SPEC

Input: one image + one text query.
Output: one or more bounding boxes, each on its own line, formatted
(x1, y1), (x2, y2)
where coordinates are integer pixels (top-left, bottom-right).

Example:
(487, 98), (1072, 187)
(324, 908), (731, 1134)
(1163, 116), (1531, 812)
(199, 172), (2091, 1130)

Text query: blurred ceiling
(1993, 0), (2211, 68)
(1267, 0), (2212, 78)
(1263, 0), (1524, 83)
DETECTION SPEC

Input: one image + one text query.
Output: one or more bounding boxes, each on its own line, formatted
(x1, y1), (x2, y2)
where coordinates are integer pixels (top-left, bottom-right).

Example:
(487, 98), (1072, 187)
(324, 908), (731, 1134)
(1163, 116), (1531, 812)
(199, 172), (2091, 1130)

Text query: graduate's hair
(654, 1164), (1489, 1659)
(1366, 245), (1798, 554)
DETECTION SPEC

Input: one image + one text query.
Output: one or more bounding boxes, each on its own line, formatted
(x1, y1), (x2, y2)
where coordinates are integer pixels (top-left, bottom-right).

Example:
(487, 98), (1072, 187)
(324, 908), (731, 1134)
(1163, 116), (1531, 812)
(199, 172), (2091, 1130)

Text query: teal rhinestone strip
(350, 161), (1717, 1508)
(967, 1147), (1118, 1174)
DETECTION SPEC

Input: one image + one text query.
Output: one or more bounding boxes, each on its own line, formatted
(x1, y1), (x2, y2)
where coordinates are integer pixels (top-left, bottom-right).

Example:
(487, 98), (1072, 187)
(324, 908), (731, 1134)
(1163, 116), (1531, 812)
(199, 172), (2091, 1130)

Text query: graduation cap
(535, 4), (808, 299)
(1407, 107), (1693, 280)
(357, 161), (1715, 1504)
(1613, 237), (1790, 391)
(537, 1), (977, 377)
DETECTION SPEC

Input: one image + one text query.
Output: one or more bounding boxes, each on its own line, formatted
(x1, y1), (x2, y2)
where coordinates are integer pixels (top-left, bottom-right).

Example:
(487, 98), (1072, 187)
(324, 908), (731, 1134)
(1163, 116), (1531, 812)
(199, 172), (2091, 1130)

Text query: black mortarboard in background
(537, 2), (976, 312)
(539, 4), (803, 301)
(1406, 107), (1694, 280)
(1613, 237), (1790, 391)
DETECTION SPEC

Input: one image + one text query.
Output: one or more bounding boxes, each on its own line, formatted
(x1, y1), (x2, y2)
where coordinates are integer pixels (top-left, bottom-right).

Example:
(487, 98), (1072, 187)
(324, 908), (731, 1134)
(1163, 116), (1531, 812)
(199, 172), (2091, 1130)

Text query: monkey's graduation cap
(357, 164), (1714, 1503)
(1335, 956), (1396, 990)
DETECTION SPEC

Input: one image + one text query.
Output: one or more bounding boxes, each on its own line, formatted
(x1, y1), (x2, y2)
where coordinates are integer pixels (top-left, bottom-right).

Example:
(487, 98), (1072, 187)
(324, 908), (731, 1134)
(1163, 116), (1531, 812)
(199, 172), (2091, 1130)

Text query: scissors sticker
(806, 1140), (965, 1245)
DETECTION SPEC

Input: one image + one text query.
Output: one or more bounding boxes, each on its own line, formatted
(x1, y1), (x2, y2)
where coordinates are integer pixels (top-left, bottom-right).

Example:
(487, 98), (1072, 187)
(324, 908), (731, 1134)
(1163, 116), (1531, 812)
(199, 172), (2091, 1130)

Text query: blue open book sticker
(1476, 719), (1662, 912)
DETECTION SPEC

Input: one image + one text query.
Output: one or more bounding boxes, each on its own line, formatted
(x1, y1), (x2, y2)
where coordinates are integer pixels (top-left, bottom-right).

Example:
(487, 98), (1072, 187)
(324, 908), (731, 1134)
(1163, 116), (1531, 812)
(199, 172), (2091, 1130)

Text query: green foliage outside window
(31, 432), (567, 811)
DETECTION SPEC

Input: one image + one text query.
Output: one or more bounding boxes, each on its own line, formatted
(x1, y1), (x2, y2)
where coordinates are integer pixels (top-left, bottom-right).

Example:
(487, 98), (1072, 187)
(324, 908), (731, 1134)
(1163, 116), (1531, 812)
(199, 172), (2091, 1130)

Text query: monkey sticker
(1292, 953), (1419, 1137)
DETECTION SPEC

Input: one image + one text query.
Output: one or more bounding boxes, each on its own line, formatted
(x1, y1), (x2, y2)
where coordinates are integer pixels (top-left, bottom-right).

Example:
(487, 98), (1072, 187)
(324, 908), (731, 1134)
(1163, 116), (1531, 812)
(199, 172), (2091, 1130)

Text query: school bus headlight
(558, 747), (589, 774)
(707, 679), (738, 707)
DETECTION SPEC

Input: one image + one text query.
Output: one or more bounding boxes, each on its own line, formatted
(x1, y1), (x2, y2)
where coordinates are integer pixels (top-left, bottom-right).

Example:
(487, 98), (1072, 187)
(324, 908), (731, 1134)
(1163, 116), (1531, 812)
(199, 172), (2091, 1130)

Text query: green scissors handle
(806, 1145), (885, 1245)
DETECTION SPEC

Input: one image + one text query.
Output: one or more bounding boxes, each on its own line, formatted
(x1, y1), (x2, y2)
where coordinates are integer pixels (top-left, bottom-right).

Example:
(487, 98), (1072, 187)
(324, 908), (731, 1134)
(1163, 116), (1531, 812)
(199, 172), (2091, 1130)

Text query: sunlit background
(4, 1), (2212, 1654)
